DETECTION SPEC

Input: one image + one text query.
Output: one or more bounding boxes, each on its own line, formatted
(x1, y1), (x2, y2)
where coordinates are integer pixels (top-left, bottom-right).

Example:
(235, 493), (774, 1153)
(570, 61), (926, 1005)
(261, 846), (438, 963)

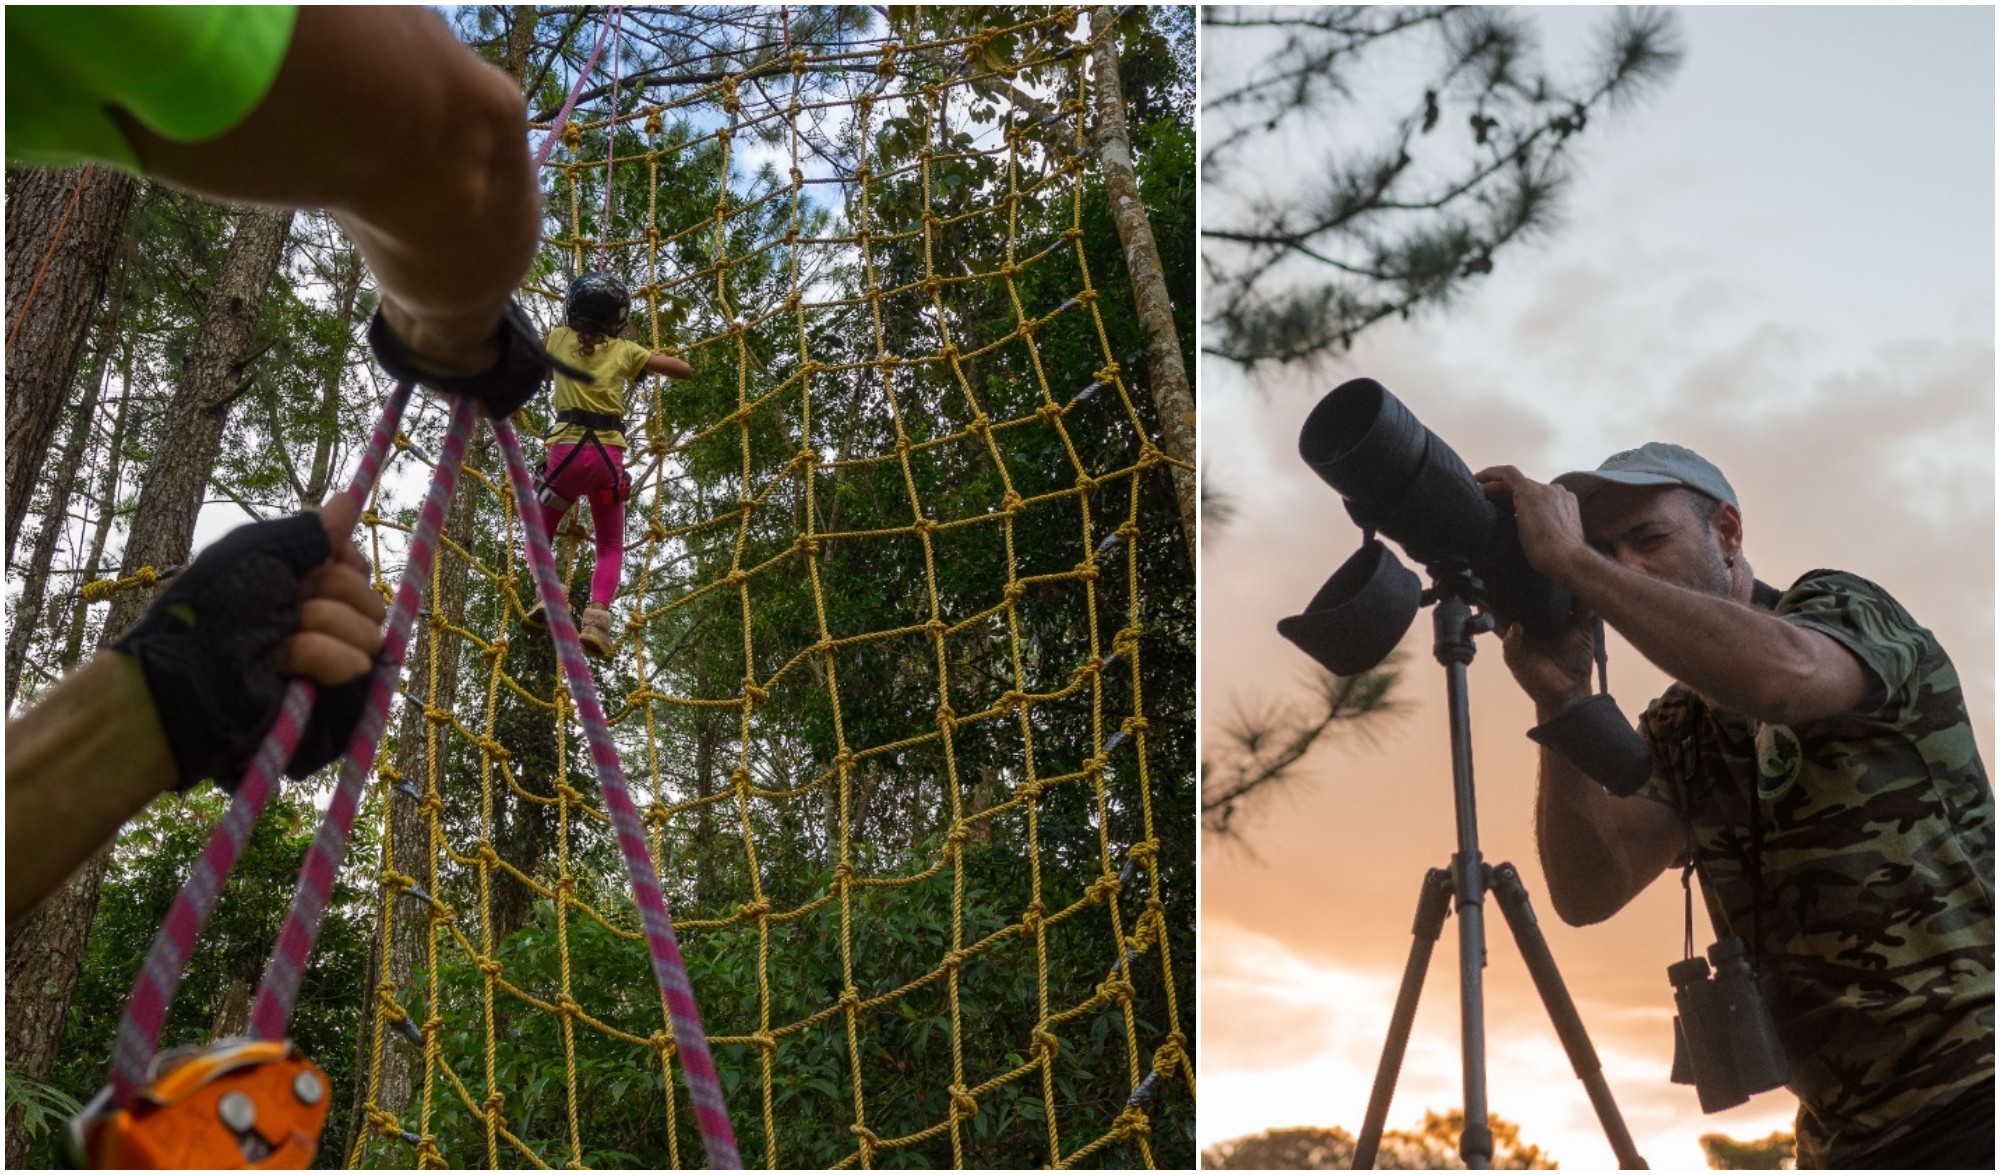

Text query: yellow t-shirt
(544, 325), (651, 447)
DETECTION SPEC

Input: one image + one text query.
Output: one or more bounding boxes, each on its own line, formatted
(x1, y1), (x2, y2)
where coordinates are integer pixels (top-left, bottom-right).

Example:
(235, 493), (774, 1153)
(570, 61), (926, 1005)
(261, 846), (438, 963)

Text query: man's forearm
(1533, 735), (1680, 927)
(1554, 549), (1840, 724)
(6, 653), (176, 926)
(121, 7), (541, 374)
(1536, 744), (1635, 925)
(329, 59), (539, 370)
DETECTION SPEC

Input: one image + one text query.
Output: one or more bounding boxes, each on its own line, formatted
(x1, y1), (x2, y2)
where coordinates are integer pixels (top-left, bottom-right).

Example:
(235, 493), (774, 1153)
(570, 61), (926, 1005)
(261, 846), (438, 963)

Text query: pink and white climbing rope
(107, 380), (419, 1104)
(247, 393), (480, 1041)
(495, 419), (740, 1166)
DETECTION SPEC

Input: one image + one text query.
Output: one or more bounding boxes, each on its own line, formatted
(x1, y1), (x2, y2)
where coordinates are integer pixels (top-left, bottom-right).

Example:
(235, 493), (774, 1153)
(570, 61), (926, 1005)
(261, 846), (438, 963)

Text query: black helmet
(564, 272), (630, 335)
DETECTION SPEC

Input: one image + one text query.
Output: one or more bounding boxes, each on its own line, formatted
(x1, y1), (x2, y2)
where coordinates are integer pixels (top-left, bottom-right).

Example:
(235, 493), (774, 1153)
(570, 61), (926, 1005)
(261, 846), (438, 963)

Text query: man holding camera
(1477, 446), (1993, 1170)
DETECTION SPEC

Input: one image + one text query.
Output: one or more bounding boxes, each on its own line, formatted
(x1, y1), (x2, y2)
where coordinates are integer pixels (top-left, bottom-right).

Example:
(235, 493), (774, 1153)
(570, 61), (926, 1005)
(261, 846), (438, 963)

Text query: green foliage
(388, 835), (1174, 1169)
(1700, 1129), (1796, 1170)
(29, 786), (378, 1171)
(5, 1066), (83, 1152)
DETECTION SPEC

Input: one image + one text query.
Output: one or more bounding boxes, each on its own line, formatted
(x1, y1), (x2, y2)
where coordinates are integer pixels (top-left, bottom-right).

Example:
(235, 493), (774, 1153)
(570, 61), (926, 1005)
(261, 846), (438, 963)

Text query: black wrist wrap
(112, 513), (369, 790)
(1526, 693), (1656, 797)
(368, 298), (595, 419)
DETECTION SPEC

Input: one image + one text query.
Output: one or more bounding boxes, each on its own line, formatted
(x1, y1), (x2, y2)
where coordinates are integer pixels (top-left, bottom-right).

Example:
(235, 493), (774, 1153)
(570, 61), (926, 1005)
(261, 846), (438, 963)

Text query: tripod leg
(1488, 863), (1650, 1170)
(1451, 851), (1494, 1169)
(1353, 868), (1455, 1170)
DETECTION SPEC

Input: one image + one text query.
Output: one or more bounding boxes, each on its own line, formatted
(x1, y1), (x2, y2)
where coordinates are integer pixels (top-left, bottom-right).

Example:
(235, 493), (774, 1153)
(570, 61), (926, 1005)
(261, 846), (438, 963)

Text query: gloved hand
(112, 497), (387, 790)
(368, 297), (594, 419)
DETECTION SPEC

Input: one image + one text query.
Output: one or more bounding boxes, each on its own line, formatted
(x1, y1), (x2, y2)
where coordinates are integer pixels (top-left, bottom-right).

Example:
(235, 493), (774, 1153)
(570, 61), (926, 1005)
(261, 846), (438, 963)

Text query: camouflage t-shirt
(1638, 569), (1994, 1167)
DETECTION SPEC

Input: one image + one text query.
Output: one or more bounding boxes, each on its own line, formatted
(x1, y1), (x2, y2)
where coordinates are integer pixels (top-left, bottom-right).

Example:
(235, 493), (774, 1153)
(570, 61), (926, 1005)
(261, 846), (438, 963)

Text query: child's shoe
(579, 605), (616, 660)
(523, 600), (549, 632)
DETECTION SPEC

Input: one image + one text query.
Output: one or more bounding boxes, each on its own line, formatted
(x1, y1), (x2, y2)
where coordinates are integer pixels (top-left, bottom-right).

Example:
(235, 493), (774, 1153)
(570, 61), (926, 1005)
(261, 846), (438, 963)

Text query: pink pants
(538, 441), (625, 607)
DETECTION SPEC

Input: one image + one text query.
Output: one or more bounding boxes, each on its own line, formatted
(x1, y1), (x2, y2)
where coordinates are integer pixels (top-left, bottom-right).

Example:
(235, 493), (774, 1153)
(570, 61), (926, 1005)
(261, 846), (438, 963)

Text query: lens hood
(1277, 539), (1422, 677)
(1299, 378), (1428, 504)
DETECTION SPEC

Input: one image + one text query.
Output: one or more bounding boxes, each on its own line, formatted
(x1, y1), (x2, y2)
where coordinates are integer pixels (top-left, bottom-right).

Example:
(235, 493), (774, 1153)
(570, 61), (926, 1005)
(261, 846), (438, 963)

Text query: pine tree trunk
(354, 426), (488, 1149)
(1088, 14), (1196, 567)
(209, 977), (252, 1039)
(3, 204), (292, 1168)
(6, 252), (130, 707)
(694, 711), (719, 906)
(5, 166), (139, 565)
(493, 593), (560, 937)
(58, 341), (138, 672)
(302, 245), (365, 504)
(3, 837), (113, 1167)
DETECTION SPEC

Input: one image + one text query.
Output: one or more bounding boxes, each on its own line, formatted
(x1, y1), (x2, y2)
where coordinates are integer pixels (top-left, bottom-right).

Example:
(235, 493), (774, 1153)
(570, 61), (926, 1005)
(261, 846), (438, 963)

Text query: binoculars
(1669, 937), (1791, 1112)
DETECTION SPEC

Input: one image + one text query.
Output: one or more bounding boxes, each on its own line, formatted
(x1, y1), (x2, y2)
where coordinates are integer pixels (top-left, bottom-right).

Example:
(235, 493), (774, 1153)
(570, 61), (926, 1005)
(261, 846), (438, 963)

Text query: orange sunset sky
(1199, 6), (1994, 1169)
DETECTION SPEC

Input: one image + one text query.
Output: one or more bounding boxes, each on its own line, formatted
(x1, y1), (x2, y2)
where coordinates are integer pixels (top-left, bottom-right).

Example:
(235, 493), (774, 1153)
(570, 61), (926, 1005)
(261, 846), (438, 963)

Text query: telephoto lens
(1707, 938), (1790, 1098)
(1296, 378), (1574, 638)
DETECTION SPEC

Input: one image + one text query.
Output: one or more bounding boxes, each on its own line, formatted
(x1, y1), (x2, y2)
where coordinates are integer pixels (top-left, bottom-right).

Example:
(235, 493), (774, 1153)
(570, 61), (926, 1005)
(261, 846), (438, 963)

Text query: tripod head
(1421, 561), (1497, 668)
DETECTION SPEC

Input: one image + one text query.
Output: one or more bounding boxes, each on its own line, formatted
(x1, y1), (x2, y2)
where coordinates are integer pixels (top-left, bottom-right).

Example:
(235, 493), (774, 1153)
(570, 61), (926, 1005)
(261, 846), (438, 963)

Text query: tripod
(1352, 566), (1647, 1170)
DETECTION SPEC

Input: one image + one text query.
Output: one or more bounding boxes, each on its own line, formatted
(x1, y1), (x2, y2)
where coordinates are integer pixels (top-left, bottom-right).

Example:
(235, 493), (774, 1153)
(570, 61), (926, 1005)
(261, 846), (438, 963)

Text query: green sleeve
(1777, 570), (1927, 712)
(7, 7), (299, 172)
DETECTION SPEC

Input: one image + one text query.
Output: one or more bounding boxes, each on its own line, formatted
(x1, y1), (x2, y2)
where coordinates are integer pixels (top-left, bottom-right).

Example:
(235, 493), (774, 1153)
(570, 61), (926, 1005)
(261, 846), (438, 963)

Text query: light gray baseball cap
(1552, 442), (1738, 508)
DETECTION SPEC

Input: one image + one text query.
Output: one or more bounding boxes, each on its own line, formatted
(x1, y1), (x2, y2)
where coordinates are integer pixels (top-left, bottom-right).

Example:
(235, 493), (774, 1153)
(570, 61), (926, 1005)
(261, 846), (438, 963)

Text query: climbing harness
(537, 407), (632, 506)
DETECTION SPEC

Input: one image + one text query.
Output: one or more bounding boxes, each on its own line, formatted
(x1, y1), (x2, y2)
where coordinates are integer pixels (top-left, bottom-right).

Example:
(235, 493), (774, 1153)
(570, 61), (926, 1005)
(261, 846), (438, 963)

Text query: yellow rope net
(348, 8), (1190, 1168)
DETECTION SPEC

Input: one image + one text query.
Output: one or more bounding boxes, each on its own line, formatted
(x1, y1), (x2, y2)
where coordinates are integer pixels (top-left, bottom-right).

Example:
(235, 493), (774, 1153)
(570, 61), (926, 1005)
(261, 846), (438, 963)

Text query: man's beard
(1674, 535), (1734, 600)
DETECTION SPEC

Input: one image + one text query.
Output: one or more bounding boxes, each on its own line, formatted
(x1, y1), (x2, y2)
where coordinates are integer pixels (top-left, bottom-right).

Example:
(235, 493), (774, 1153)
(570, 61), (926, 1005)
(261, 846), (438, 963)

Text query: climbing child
(525, 271), (692, 658)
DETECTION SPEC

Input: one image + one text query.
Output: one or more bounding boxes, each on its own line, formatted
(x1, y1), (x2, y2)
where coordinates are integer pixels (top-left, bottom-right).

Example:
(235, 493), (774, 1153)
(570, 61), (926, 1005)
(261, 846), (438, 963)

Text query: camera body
(1668, 936), (1790, 1112)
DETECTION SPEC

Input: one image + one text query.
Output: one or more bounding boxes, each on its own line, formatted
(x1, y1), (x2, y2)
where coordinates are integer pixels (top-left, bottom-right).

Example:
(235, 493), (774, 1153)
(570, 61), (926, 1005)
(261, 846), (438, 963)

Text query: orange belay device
(69, 1038), (330, 1169)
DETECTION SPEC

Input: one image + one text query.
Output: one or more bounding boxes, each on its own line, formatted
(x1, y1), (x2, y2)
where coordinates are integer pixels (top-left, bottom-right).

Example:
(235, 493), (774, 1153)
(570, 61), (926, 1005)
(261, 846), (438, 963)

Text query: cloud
(1652, 334), (1996, 716)
(1512, 264), (1622, 350)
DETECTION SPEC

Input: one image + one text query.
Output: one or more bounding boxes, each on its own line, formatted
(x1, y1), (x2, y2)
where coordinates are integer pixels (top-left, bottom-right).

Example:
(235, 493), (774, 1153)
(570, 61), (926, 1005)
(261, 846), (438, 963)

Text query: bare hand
(1475, 465), (1589, 581)
(274, 492), (387, 685)
(1500, 610), (1598, 717)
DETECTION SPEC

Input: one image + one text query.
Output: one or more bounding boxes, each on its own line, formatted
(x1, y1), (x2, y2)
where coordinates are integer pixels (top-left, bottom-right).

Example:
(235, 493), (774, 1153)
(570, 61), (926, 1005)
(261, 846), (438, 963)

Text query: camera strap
(1674, 717), (1768, 975)
(1681, 861), (1698, 962)
(1749, 784), (1765, 975)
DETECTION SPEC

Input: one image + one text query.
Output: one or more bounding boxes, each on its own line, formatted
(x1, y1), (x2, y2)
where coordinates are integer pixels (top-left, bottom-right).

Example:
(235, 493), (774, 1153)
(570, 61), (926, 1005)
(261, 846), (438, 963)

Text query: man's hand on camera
(1500, 610), (1597, 721)
(1476, 465), (1591, 581)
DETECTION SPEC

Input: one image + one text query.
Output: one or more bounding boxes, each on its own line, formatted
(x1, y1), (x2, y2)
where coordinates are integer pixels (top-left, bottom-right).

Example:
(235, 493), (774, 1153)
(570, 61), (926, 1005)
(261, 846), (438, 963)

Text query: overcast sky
(1201, 6), (1994, 1168)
